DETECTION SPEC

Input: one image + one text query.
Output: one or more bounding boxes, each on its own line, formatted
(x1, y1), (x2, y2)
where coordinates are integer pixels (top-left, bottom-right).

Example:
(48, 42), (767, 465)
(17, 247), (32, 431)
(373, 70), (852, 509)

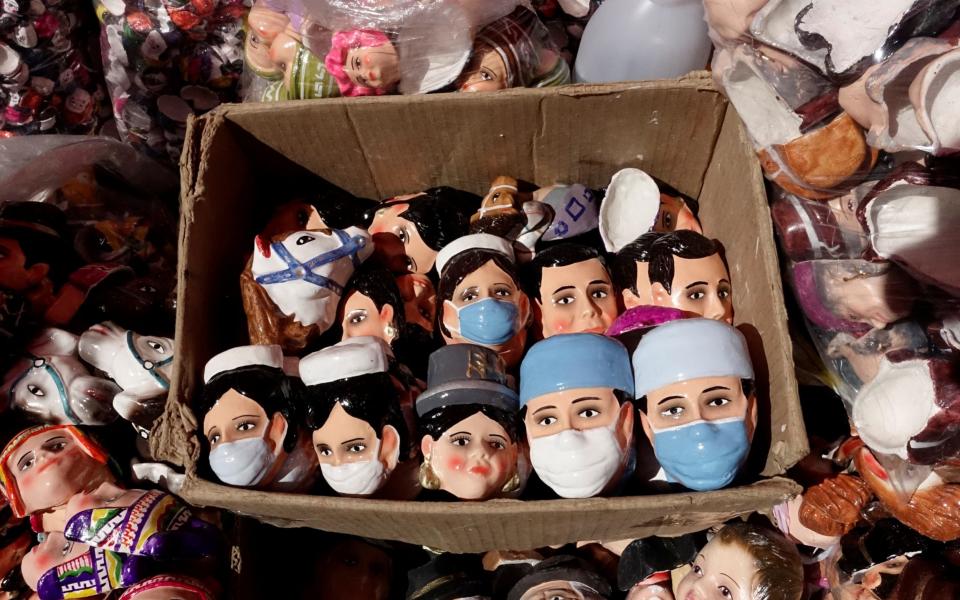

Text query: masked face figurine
(632, 318), (757, 491)
(523, 244), (619, 338)
(613, 231), (733, 324)
(0, 425), (113, 519)
(676, 523), (803, 600)
(78, 321), (174, 437)
(199, 345), (314, 492)
(506, 555), (613, 600)
(417, 344), (522, 501)
(2, 328), (120, 426)
(520, 333), (635, 498)
(241, 226), (372, 353)
(300, 337), (411, 498)
(436, 234), (531, 369)
(366, 187), (480, 275)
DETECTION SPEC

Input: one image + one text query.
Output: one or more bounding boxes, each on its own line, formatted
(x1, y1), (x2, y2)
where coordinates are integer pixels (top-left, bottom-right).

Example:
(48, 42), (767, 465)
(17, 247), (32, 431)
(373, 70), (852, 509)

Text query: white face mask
(528, 418), (623, 498)
(320, 440), (386, 496)
(208, 436), (276, 487)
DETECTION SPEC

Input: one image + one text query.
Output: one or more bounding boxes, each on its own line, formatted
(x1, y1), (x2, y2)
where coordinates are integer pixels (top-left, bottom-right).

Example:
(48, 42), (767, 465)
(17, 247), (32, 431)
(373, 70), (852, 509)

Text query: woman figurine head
(325, 29), (400, 96)
(522, 244), (619, 337)
(676, 522), (803, 600)
(301, 338), (408, 497)
(199, 345), (309, 491)
(519, 333), (635, 498)
(339, 263), (405, 347)
(416, 344), (521, 500)
(436, 234), (530, 369)
(506, 555), (613, 600)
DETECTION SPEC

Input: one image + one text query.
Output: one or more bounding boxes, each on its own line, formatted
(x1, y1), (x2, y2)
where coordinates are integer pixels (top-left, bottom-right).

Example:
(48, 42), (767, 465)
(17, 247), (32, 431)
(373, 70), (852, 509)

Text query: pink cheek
(446, 456), (465, 472)
(549, 317), (572, 334)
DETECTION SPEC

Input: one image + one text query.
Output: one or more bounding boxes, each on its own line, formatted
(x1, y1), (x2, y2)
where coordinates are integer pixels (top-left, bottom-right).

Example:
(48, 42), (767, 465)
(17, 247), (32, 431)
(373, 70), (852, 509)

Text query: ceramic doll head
(118, 575), (217, 600)
(618, 535), (700, 600)
(241, 226), (372, 352)
(340, 263), (404, 347)
(791, 260), (918, 334)
(2, 328), (120, 426)
(245, 2), (289, 78)
(519, 333), (635, 498)
(436, 234), (530, 369)
(0, 424), (113, 518)
(366, 187), (480, 275)
(406, 552), (492, 599)
(199, 345), (306, 491)
(0, 201), (71, 296)
(325, 29), (399, 96)
(310, 536), (393, 600)
(612, 231), (733, 324)
(78, 321), (174, 436)
(632, 318), (757, 491)
(301, 338), (407, 497)
(522, 244), (618, 337)
(470, 176), (529, 238)
(506, 555), (613, 600)
(416, 344), (521, 501)
(677, 522), (803, 600)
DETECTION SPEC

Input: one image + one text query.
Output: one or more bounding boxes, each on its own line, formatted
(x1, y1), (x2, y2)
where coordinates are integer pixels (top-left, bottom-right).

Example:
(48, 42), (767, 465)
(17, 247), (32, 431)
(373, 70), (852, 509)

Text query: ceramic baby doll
(506, 555), (612, 600)
(198, 345), (315, 492)
(300, 338), (414, 498)
(240, 225), (372, 353)
(522, 244), (619, 338)
(519, 333), (635, 498)
(416, 344), (522, 501)
(435, 234), (531, 369)
(613, 231), (733, 324)
(632, 318), (757, 491)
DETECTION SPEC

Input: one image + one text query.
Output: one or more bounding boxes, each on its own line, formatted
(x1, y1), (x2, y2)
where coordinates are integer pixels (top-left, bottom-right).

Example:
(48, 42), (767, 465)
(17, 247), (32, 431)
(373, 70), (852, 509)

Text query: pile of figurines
(0, 0), (111, 135)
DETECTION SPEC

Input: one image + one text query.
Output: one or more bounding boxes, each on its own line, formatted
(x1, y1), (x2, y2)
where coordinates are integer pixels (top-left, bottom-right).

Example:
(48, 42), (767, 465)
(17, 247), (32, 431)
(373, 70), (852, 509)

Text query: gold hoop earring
(419, 454), (441, 490)
(501, 470), (521, 494)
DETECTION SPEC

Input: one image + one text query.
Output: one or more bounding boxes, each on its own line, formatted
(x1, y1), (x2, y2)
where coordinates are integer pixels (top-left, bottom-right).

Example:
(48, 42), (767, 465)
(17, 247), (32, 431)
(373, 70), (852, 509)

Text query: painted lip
(468, 465), (491, 476)
(580, 326), (607, 334)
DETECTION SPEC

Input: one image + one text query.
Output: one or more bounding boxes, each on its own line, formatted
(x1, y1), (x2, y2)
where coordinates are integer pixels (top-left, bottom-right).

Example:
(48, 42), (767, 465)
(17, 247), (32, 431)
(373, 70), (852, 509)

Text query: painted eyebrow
(488, 433), (508, 442)
(532, 405), (557, 416)
(340, 438), (365, 447)
(232, 415), (259, 421)
(588, 279), (609, 286)
(43, 436), (68, 444)
(702, 386), (731, 393)
(448, 431), (471, 438)
(571, 396), (601, 404)
(656, 395), (685, 406)
(719, 573), (741, 590)
(684, 281), (708, 289)
(720, 278), (730, 285)
(551, 285), (576, 294)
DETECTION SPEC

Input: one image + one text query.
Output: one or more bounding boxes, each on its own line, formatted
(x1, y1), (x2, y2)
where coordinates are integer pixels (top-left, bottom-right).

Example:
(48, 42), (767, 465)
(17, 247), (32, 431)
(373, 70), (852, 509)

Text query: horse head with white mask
(241, 226), (372, 353)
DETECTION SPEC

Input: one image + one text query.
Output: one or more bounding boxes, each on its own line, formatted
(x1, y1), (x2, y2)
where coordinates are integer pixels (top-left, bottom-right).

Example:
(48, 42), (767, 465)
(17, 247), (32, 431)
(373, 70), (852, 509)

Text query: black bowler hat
(506, 555), (612, 600)
(617, 534), (701, 591)
(415, 344), (518, 417)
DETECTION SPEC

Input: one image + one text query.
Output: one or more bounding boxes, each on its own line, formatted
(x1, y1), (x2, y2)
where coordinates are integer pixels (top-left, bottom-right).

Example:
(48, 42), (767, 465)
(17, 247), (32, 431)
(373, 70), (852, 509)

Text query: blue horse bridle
(253, 229), (366, 296)
(9, 357), (79, 425)
(125, 330), (173, 389)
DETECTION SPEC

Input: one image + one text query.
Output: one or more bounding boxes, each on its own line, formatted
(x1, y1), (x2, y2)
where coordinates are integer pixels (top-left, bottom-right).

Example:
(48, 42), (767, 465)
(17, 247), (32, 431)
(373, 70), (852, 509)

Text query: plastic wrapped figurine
(612, 231), (734, 324)
(826, 322), (929, 397)
(770, 191), (868, 262)
(455, 6), (569, 92)
(435, 234), (530, 369)
(522, 244), (618, 338)
(702, 0), (770, 43)
(78, 321), (174, 438)
(199, 345), (315, 492)
(240, 225), (372, 352)
(632, 318), (757, 491)
(2, 328), (119, 425)
(505, 555), (612, 600)
(519, 333), (635, 498)
(416, 344), (522, 501)
(245, 0), (290, 79)
(676, 522), (803, 600)
(300, 338), (414, 498)
(366, 187), (480, 275)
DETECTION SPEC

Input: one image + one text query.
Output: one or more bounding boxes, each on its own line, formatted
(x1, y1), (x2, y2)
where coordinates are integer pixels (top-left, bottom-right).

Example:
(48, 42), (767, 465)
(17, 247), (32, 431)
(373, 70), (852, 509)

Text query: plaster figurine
(245, 0), (289, 77)
(339, 263), (406, 347)
(2, 328), (119, 426)
(267, 30), (340, 100)
(468, 176), (555, 260)
(520, 333), (635, 498)
(199, 345), (315, 492)
(617, 535), (699, 600)
(632, 318), (757, 491)
(535, 183), (599, 244)
(522, 244), (618, 338)
(393, 272), (439, 379)
(506, 555), (612, 600)
(300, 338), (413, 498)
(613, 231), (733, 324)
(796, 473), (873, 539)
(416, 344), (522, 501)
(436, 234), (531, 369)
(240, 226), (372, 353)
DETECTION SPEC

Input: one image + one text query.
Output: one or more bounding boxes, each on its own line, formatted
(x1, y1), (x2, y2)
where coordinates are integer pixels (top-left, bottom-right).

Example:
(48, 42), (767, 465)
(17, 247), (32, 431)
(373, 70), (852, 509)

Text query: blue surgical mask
(445, 298), (519, 345)
(651, 416), (749, 491)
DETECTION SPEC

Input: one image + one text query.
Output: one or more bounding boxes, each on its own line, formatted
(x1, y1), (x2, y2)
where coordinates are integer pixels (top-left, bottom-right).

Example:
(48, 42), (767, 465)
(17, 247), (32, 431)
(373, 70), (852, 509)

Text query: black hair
(418, 403), (520, 444)
(636, 379), (753, 413)
(302, 372), (409, 455)
(198, 365), (301, 452)
(395, 187), (480, 252)
(343, 263), (406, 332)
(0, 201), (74, 284)
(435, 250), (522, 338)
(657, 180), (700, 219)
(309, 189), (378, 230)
(612, 230), (719, 295)
(520, 243), (607, 302)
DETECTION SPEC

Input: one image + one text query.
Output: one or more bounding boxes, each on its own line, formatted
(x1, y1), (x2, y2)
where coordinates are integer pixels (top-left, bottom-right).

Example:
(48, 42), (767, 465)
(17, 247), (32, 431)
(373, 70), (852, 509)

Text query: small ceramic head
(522, 244), (619, 337)
(118, 575), (217, 600)
(618, 535), (700, 598)
(0, 424), (112, 518)
(199, 345), (299, 489)
(244, 2), (289, 78)
(456, 7), (542, 92)
(613, 231), (733, 324)
(325, 29), (399, 96)
(470, 176), (528, 238)
(416, 344), (521, 501)
(519, 333), (635, 498)
(506, 555), (613, 600)
(632, 318), (756, 491)
(436, 234), (530, 367)
(770, 194), (851, 262)
(457, 40), (509, 92)
(0, 201), (71, 292)
(2, 328), (120, 426)
(366, 187), (480, 275)
(301, 338), (406, 497)
(676, 522), (803, 600)
(339, 263), (404, 346)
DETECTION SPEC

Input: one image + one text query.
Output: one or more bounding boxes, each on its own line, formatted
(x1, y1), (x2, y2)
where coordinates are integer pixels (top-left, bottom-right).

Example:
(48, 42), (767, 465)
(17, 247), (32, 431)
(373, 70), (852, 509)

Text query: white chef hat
(298, 336), (390, 387)
(203, 345), (284, 384)
(435, 233), (515, 275)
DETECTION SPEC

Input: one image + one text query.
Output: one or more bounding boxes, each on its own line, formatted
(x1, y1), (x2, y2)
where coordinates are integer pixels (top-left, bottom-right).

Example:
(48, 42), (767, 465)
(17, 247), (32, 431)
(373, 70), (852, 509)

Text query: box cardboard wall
(154, 75), (807, 553)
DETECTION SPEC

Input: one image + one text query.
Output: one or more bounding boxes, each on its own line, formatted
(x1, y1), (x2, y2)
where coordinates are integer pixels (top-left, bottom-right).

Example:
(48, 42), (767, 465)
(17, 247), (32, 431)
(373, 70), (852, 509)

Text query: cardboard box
(154, 74), (807, 553)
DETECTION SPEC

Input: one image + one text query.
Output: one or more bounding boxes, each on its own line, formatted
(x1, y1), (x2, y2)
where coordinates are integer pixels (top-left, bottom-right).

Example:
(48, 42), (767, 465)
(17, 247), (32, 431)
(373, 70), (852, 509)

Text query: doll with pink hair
(324, 29), (400, 96)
